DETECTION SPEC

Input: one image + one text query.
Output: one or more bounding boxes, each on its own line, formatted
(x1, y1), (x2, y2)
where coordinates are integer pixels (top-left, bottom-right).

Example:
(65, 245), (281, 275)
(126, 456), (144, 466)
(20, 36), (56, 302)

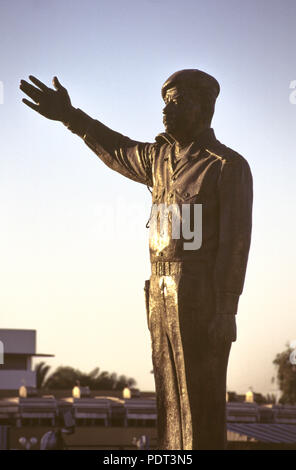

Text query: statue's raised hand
(20, 76), (73, 122)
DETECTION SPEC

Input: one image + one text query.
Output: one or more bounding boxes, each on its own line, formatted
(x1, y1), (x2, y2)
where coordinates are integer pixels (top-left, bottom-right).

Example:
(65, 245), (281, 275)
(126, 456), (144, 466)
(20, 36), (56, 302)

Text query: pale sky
(0, 0), (296, 394)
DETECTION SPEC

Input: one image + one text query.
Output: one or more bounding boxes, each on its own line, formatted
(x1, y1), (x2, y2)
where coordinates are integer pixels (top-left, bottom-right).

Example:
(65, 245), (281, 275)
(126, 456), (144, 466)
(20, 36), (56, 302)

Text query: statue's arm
(19, 76), (153, 187)
(213, 157), (253, 316)
(63, 107), (153, 187)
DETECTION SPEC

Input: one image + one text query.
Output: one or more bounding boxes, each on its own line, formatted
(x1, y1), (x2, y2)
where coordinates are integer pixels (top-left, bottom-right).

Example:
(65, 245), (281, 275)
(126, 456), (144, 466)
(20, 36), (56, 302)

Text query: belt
(151, 261), (182, 276)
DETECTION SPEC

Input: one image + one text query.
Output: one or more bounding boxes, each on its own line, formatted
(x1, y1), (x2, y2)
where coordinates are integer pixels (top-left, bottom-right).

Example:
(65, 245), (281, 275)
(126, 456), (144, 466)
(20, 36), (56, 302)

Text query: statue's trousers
(146, 261), (232, 450)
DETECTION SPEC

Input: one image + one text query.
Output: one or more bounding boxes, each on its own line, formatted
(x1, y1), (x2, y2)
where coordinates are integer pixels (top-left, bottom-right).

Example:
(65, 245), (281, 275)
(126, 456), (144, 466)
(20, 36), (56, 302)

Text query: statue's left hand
(208, 314), (237, 345)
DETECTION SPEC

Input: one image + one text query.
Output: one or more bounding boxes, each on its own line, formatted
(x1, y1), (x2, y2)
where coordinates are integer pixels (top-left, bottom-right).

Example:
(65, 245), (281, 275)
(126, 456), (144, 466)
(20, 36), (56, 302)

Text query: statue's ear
(154, 132), (176, 146)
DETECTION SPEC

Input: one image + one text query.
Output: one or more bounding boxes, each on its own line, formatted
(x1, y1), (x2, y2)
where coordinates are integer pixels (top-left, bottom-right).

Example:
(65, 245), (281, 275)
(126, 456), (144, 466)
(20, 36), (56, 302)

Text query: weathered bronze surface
(20, 69), (253, 449)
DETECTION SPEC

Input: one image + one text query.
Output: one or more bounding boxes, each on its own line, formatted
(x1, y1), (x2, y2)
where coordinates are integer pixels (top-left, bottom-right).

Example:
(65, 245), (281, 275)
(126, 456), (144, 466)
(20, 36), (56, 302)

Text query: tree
(43, 365), (137, 390)
(35, 361), (51, 389)
(44, 366), (81, 389)
(273, 343), (296, 404)
(115, 374), (136, 390)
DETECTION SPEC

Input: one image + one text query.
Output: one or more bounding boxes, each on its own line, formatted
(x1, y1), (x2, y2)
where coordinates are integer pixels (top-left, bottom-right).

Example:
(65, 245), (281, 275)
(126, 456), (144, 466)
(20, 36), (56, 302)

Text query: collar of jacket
(155, 128), (217, 161)
(155, 128), (216, 147)
(154, 132), (176, 145)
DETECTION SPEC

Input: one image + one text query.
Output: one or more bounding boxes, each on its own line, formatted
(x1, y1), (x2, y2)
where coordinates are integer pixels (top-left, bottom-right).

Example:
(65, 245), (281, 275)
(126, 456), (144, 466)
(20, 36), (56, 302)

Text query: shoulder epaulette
(204, 139), (243, 163)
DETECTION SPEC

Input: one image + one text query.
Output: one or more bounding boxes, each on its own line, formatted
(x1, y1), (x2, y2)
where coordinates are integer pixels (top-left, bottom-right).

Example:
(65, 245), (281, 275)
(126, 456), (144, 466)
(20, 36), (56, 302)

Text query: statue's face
(162, 85), (201, 140)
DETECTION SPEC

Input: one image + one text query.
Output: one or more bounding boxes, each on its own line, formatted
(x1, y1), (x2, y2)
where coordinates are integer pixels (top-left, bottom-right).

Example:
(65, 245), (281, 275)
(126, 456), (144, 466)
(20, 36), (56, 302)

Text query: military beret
(161, 69), (220, 100)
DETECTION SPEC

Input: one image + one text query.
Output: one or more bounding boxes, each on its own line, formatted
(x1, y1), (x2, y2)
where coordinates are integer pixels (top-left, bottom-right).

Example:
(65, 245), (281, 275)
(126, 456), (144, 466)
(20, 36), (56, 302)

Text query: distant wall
(0, 330), (36, 355)
(0, 370), (36, 390)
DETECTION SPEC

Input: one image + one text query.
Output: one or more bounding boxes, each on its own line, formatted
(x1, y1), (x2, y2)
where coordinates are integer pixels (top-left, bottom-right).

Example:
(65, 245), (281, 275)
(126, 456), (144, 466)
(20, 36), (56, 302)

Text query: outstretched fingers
(20, 80), (42, 103)
(29, 75), (50, 92)
(22, 98), (40, 112)
(52, 76), (66, 92)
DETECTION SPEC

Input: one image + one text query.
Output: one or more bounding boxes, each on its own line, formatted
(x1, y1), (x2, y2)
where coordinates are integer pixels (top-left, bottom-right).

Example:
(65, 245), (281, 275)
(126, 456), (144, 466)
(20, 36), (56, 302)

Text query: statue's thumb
(53, 76), (65, 92)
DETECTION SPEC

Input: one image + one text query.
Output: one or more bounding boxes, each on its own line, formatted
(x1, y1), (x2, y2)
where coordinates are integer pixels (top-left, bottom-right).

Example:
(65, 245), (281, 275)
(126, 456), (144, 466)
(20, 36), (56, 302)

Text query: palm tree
(43, 365), (137, 390)
(116, 374), (137, 390)
(44, 366), (81, 389)
(35, 362), (51, 389)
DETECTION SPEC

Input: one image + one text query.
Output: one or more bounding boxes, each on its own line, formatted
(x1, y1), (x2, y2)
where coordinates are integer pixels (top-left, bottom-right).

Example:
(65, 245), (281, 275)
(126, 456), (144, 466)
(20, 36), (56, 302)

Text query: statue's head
(161, 69), (220, 143)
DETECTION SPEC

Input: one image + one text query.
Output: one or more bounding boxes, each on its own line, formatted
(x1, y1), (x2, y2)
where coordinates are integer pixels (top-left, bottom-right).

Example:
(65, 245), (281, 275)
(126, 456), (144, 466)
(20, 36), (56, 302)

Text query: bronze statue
(20, 69), (253, 450)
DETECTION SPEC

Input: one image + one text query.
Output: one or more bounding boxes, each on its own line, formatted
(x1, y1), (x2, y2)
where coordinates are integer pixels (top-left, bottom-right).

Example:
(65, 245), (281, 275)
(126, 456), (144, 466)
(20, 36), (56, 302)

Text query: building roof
(5, 353), (54, 357)
(0, 329), (53, 357)
(227, 423), (296, 444)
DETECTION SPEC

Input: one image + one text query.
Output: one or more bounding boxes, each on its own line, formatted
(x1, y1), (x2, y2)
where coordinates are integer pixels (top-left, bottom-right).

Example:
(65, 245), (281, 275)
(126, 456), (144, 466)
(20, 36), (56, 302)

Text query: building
(0, 329), (53, 391)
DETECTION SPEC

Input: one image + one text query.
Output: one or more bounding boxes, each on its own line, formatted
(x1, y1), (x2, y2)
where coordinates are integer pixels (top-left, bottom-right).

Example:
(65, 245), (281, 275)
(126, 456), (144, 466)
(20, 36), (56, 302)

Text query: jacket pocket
(175, 183), (202, 203)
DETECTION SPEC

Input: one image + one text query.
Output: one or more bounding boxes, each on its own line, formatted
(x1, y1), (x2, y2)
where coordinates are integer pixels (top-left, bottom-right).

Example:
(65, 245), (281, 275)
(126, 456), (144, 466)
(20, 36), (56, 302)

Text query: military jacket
(64, 108), (253, 315)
